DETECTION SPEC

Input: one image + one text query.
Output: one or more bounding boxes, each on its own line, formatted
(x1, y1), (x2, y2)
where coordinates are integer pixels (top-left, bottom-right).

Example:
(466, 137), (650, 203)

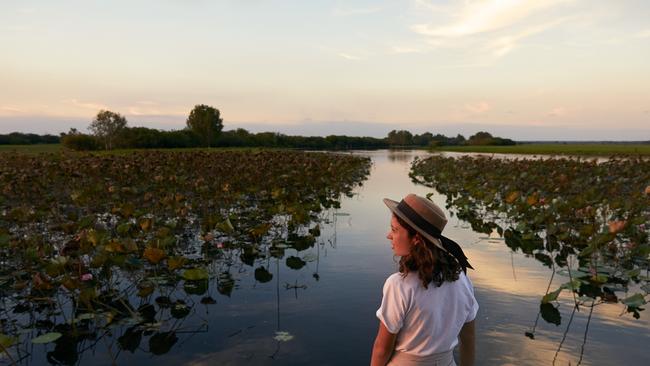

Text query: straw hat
(383, 193), (473, 272)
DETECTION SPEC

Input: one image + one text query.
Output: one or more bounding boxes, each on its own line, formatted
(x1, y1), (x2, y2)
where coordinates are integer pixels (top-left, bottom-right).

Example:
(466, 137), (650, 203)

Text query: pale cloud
(332, 6), (383, 16)
(66, 99), (108, 111)
(0, 106), (22, 115)
(548, 107), (567, 117)
(127, 107), (163, 116)
(465, 101), (491, 114)
(390, 46), (423, 54)
(634, 29), (650, 39)
(411, 0), (572, 38)
(486, 18), (566, 57)
(413, 0), (449, 13)
(17, 8), (36, 14)
(5, 25), (31, 32)
(135, 100), (159, 106)
(338, 53), (362, 61)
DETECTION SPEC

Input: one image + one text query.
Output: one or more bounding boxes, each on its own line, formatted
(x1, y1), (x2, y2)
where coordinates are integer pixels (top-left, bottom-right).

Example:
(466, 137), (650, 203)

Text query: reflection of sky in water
(62, 150), (648, 365)
(334, 150), (649, 365)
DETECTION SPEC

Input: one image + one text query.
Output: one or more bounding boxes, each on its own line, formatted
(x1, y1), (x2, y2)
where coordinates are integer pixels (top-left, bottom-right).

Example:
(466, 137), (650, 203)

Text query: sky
(1, 0), (649, 140)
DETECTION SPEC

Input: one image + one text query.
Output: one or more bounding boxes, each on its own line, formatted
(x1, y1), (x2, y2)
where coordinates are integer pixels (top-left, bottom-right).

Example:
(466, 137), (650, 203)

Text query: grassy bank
(0, 144), (279, 155)
(0, 144), (62, 153)
(432, 143), (650, 156)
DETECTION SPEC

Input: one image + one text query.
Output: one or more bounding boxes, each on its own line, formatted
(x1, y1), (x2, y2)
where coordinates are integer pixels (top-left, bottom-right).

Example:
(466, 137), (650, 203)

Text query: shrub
(61, 134), (100, 151)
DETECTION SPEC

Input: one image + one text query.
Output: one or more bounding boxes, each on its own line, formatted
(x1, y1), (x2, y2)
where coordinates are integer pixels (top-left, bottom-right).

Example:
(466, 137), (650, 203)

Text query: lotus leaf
(31, 332), (62, 344)
(254, 266), (273, 283)
(286, 256), (307, 270)
(143, 246), (166, 264)
(149, 331), (178, 355)
(0, 150), (371, 359)
(540, 303), (561, 326)
(182, 268), (209, 281)
(0, 333), (17, 348)
(622, 293), (647, 308)
(118, 327), (142, 353)
(167, 256), (187, 270)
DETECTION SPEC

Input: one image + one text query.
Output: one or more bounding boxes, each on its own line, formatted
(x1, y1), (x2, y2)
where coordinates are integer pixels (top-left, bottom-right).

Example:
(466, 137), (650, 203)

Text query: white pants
(386, 350), (456, 366)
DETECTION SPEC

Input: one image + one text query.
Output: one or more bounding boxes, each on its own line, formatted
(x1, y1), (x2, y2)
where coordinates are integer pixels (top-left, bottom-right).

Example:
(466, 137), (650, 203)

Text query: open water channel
(9, 150), (649, 365)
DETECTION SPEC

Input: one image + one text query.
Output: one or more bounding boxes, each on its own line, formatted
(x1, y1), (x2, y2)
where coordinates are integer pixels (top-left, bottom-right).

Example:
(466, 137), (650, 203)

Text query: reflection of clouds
(337, 150), (649, 365)
(475, 280), (650, 365)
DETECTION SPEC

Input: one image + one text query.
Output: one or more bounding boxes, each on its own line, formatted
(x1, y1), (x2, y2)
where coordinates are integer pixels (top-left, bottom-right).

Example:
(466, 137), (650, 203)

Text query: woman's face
(387, 215), (415, 256)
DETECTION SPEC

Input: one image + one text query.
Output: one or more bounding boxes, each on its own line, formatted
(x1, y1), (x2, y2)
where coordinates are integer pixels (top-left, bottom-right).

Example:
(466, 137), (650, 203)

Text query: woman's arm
(370, 321), (397, 366)
(458, 320), (475, 366)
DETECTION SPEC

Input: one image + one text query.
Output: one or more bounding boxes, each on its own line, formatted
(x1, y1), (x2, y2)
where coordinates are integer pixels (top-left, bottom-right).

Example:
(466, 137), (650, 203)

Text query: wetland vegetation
(410, 155), (650, 327)
(0, 150), (370, 364)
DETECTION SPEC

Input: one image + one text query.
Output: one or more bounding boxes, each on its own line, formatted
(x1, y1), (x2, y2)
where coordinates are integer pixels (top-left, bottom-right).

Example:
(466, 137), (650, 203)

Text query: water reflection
(347, 150), (649, 365)
(1, 150), (648, 365)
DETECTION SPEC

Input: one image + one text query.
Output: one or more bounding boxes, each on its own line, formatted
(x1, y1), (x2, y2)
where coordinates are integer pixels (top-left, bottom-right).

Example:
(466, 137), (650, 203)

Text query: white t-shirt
(376, 271), (479, 356)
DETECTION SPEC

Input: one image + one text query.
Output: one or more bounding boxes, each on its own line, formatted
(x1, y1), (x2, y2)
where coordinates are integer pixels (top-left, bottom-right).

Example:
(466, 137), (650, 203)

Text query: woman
(371, 194), (478, 366)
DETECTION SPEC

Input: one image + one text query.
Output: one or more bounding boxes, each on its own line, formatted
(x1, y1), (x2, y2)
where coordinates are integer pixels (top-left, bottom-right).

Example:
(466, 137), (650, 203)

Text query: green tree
(186, 104), (223, 147)
(387, 130), (413, 146)
(89, 110), (128, 150)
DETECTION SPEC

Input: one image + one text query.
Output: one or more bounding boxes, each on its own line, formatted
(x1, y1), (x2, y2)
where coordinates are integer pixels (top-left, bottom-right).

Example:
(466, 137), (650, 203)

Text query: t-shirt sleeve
(464, 274), (479, 323)
(376, 274), (408, 334)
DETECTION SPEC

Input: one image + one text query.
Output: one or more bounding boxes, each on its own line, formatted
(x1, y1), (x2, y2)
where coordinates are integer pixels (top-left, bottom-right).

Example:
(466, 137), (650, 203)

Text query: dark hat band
(396, 199), (474, 273)
(397, 199), (443, 238)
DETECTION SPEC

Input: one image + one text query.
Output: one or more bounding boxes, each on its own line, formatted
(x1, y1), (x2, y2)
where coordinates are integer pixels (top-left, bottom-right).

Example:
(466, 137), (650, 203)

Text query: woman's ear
(412, 233), (422, 246)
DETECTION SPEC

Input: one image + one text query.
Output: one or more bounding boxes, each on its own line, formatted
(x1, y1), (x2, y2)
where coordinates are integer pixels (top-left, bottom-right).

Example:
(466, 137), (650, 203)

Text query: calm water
(15, 150), (649, 365)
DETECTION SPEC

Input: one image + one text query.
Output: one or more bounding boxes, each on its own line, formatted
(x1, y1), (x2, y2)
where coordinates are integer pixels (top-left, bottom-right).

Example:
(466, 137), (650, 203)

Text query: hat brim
(383, 198), (447, 253)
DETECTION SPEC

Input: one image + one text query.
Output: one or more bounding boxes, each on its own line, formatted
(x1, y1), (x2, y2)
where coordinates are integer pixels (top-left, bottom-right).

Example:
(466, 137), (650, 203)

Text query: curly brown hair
(394, 214), (461, 288)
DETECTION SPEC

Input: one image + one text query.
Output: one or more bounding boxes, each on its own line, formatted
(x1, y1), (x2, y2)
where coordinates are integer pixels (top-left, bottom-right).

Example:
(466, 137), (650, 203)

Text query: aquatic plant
(0, 150), (370, 363)
(410, 155), (649, 323)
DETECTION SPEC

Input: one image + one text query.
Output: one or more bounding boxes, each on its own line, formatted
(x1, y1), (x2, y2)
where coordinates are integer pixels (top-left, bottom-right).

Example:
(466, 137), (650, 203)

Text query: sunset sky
(1, 0), (649, 140)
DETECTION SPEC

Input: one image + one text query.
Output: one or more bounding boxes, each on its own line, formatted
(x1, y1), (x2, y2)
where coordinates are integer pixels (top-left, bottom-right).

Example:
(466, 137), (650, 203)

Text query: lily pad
(182, 267), (209, 281)
(31, 332), (62, 344)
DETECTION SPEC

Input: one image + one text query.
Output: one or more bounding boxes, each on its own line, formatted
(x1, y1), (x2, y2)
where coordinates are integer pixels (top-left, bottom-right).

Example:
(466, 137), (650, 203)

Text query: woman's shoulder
(384, 272), (403, 285)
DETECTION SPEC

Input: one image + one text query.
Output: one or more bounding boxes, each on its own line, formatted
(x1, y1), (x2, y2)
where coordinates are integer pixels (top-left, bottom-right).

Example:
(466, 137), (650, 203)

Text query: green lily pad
(622, 293), (647, 308)
(254, 267), (273, 283)
(31, 332), (62, 344)
(0, 333), (17, 347)
(286, 256), (306, 270)
(182, 268), (209, 281)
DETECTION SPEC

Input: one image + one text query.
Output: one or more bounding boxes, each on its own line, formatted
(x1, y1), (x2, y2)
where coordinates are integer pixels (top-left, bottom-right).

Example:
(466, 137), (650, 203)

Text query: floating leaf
(118, 327), (142, 353)
(0, 333), (17, 348)
(31, 332), (62, 344)
(200, 296), (216, 304)
(254, 267), (273, 283)
(540, 303), (561, 326)
(182, 268), (209, 281)
(608, 220), (626, 234)
(167, 256), (187, 271)
(183, 279), (208, 295)
(286, 256), (307, 270)
(149, 331), (178, 355)
(72, 313), (95, 323)
(217, 218), (234, 233)
(542, 288), (561, 304)
(505, 191), (520, 204)
(622, 293), (647, 308)
(139, 218), (153, 232)
(170, 301), (190, 319)
(302, 253), (318, 262)
(143, 246), (166, 264)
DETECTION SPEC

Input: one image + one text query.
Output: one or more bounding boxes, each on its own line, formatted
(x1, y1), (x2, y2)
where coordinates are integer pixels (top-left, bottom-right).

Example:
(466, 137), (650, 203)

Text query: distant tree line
(3, 105), (516, 150)
(386, 129), (515, 147)
(0, 132), (59, 145)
